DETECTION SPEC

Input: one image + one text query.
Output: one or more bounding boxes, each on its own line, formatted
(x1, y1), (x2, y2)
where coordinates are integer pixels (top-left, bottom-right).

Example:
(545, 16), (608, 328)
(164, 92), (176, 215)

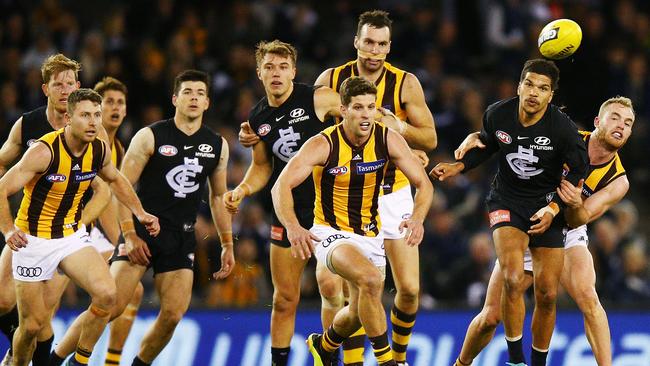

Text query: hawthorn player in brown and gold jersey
(314, 10), (437, 365)
(272, 77), (432, 366)
(0, 88), (159, 366)
(449, 96), (634, 366)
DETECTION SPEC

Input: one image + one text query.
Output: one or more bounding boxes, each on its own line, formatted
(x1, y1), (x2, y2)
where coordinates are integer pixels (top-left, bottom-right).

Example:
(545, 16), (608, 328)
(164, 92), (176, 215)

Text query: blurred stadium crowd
(1, 0), (650, 310)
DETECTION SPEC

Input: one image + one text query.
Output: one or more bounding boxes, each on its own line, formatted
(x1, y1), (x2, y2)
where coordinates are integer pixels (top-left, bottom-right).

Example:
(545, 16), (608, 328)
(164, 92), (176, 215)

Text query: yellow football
(538, 19), (582, 60)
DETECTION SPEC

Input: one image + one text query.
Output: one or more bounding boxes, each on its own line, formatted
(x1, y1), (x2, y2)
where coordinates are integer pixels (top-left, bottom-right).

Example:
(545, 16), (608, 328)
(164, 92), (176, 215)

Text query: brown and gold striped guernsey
(16, 128), (106, 239)
(329, 60), (409, 194)
(313, 122), (390, 237)
(579, 131), (626, 197)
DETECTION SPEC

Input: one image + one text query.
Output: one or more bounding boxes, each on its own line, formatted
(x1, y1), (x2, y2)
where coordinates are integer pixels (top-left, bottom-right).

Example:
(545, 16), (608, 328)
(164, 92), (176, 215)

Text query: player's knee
(356, 270), (383, 298)
(19, 314), (45, 338)
(159, 308), (184, 329)
(0, 295), (15, 314)
(272, 288), (299, 314)
(574, 285), (601, 313)
(92, 282), (117, 310)
(502, 271), (525, 294)
(318, 278), (344, 307)
(534, 284), (558, 307)
(478, 307), (501, 330)
(131, 282), (144, 306)
(396, 281), (419, 305)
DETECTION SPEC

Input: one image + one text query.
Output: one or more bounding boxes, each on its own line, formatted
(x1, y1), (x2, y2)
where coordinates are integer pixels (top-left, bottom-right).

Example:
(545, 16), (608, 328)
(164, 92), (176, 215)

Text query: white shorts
(523, 225), (588, 272)
(12, 226), (92, 282)
(310, 224), (386, 275)
(89, 226), (115, 254)
(378, 186), (414, 239)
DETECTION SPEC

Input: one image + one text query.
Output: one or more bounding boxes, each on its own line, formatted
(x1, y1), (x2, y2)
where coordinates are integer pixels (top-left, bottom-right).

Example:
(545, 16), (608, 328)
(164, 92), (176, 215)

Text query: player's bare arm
(238, 121), (259, 147)
(97, 140), (159, 237)
(224, 140), (273, 214)
(0, 142), (51, 249)
(393, 73), (437, 151)
(314, 86), (342, 121)
(582, 175), (629, 223)
(209, 137), (235, 280)
(454, 131), (485, 160)
(117, 127), (155, 265)
(386, 129), (434, 246)
(271, 135), (328, 260)
(558, 179), (589, 228)
(0, 117), (25, 177)
(314, 68), (334, 88)
(81, 177), (112, 226)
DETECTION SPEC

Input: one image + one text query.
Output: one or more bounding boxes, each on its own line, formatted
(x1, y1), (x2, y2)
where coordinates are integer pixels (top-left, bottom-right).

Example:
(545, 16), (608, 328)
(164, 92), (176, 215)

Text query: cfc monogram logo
(506, 146), (544, 179)
(166, 157), (204, 198)
(272, 126), (301, 162)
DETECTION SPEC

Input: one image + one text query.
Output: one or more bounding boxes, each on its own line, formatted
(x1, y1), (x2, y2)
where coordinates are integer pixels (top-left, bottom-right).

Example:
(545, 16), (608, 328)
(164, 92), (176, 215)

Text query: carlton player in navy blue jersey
(431, 59), (589, 366)
(50, 70), (234, 366)
(223, 40), (341, 366)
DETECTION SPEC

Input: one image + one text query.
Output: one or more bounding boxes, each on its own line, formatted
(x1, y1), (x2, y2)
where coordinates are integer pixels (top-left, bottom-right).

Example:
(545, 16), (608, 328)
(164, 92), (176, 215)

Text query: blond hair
(255, 40), (297, 68)
(598, 96), (635, 118)
(41, 54), (81, 83)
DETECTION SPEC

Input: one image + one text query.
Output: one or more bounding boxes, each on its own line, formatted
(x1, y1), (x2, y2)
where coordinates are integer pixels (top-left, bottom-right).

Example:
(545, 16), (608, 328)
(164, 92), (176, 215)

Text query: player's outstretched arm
(209, 138), (236, 279)
(582, 175), (629, 223)
(224, 140), (272, 214)
(454, 131), (486, 160)
(238, 121), (260, 147)
(0, 142), (51, 249)
(387, 129), (433, 246)
(97, 140), (159, 237)
(271, 134), (329, 259)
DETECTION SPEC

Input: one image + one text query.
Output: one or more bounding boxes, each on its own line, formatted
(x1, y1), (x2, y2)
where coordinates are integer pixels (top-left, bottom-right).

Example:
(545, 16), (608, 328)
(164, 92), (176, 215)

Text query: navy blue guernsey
(460, 97), (588, 205)
(21, 106), (54, 152)
(248, 83), (329, 207)
(138, 119), (222, 230)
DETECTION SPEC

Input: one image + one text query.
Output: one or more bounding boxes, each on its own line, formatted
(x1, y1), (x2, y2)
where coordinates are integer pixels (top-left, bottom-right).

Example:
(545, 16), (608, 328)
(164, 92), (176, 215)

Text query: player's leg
(492, 226), (529, 365)
(529, 246), (563, 366)
(328, 243), (392, 365)
(561, 237), (611, 366)
(105, 282), (144, 366)
(30, 272), (69, 366)
(12, 280), (47, 366)
(59, 246), (117, 365)
(134, 269), (193, 363)
(384, 237), (418, 364)
(51, 258), (145, 362)
(270, 244), (308, 365)
(455, 262), (504, 365)
(0, 245), (18, 363)
(316, 263), (344, 330)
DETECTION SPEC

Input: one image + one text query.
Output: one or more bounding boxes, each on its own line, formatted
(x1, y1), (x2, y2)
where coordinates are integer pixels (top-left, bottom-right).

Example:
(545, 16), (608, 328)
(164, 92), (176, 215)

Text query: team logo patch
(271, 225), (284, 241)
(27, 139), (38, 147)
(46, 173), (67, 182)
(489, 209), (511, 227)
(290, 108), (305, 118)
(159, 145), (178, 156)
(258, 124), (271, 136)
(74, 171), (97, 182)
(327, 166), (348, 176)
(534, 136), (551, 145)
(356, 159), (386, 174)
(496, 130), (512, 144)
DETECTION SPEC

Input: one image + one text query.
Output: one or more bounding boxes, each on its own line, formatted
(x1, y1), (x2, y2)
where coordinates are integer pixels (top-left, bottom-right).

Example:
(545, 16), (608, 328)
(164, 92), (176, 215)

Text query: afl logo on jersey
(290, 108), (305, 118)
(198, 144), (213, 153)
(496, 130), (512, 144)
(46, 174), (67, 182)
(27, 139), (38, 147)
(158, 145), (178, 156)
(327, 166), (348, 176)
(258, 124), (271, 136)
